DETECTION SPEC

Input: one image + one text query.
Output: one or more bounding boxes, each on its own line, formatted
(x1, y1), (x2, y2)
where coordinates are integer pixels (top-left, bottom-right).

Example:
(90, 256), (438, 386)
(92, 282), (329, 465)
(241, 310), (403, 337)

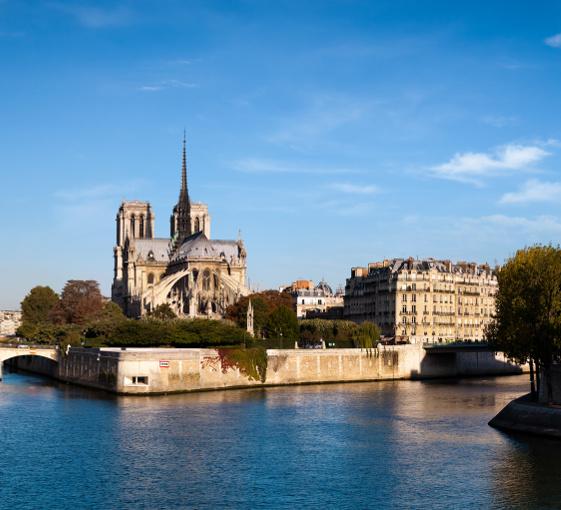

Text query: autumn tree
(225, 290), (294, 337)
(20, 286), (59, 325)
(51, 280), (104, 325)
(486, 245), (561, 401)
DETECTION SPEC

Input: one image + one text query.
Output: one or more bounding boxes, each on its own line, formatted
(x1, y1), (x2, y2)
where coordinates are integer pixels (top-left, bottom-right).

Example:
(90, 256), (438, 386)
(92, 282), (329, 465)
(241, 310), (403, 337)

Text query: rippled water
(1, 370), (560, 509)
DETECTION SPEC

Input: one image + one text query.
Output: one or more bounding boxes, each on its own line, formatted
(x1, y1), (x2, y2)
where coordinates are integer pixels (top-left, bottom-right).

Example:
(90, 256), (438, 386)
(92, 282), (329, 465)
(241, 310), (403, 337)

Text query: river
(1, 371), (560, 509)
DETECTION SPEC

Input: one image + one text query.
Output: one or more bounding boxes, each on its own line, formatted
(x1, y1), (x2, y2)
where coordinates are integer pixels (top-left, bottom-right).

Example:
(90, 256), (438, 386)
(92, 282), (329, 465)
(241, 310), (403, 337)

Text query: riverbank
(6, 343), (526, 395)
(489, 394), (561, 438)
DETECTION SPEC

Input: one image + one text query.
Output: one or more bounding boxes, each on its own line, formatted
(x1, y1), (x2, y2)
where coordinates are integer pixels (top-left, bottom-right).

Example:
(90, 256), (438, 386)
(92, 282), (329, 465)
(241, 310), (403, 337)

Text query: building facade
(344, 258), (497, 343)
(111, 138), (249, 319)
(281, 279), (344, 318)
(0, 310), (21, 337)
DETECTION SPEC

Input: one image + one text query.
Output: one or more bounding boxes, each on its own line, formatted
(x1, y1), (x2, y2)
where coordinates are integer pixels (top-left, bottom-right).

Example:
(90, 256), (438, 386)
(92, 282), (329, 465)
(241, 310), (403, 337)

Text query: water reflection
(1, 372), (558, 509)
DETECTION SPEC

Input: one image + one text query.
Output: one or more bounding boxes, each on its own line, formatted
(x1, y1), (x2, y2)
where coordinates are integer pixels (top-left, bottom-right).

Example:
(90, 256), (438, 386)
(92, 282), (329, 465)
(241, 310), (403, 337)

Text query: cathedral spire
(180, 130), (189, 203)
(175, 131), (192, 242)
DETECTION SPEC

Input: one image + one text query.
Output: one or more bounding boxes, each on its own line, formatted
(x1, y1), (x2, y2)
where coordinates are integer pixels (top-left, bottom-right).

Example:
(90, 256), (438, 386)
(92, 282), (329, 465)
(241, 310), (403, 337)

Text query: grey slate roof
(134, 239), (170, 262)
(174, 231), (240, 262)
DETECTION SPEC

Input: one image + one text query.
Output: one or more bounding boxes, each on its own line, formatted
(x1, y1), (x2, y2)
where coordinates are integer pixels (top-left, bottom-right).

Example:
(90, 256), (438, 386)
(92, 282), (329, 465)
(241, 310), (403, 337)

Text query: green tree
(487, 245), (561, 401)
(225, 291), (294, 338)
(20, 286), (59, 325)
(265, 305), (299, 345)
(148, 303), (177, 320)
(353, 321), (381, 353)
(83, 301), (127, 344)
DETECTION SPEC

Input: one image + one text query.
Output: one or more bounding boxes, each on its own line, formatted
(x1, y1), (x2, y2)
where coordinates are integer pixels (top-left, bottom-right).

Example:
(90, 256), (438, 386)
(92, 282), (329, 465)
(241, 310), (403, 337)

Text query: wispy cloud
(233, 157), (361, 175)
(50, 3), (133, 28)
(545, 33), (561, 48)
(479, 214), (561, 234)
(500, 179), (561, 204)
(328, 182), (379, 195)
(265, 94), (373, 150)
(139, 79), (198, 92)
(481, 115), (518, 128)
(432, 143), (551, 184)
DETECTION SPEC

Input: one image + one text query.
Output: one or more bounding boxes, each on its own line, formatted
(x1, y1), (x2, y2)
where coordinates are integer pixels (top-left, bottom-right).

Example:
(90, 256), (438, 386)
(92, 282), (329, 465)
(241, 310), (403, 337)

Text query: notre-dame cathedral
(111, 137), (249, 318)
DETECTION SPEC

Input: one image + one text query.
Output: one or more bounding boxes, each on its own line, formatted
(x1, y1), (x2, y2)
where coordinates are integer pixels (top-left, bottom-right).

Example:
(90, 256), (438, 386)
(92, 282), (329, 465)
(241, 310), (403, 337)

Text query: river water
(1, 371), (560, 509)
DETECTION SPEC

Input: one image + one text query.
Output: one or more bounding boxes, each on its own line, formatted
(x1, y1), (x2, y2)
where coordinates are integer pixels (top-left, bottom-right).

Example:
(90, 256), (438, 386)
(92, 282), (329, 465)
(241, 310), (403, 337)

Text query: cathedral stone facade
(111, 139), (249, 319)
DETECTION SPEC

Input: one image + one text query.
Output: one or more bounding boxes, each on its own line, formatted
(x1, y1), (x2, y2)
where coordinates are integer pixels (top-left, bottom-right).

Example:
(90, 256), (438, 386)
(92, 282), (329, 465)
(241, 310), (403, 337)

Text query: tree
(487, 245), (561, 401)
(20, 286), (59, 325)
(83, 301), (127, 343)
(353, 321), (381, 353)
(52, 280), (104, 325)
(149, 303), (177, 320)
(225, 290), (294, 337)
(265, 305), (299, 344)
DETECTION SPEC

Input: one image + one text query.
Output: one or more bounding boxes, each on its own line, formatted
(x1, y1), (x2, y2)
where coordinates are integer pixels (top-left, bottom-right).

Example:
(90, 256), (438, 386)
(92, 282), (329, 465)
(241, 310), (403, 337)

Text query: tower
(171, 133), (192, 243)
(112, 200), (154, 309)
(246, 299), (254, 337)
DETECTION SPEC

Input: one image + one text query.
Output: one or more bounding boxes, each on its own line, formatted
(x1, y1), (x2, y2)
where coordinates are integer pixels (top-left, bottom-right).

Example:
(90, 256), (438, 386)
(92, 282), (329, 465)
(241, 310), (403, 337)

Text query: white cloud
(233, 157), (360, 175)
(479, 214), (561, 234)
(50, 3), (133, 28)
(500, 179), (561, 204)
(545, 33), (561, 48)
(139, 80), (198, 92)
(432, 143), (550, 183)
(328, 182), (379, 195)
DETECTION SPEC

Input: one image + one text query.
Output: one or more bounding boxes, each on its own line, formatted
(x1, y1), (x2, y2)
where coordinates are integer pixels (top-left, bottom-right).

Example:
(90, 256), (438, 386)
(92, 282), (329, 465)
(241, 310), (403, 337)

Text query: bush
(103, 318), (253, 348)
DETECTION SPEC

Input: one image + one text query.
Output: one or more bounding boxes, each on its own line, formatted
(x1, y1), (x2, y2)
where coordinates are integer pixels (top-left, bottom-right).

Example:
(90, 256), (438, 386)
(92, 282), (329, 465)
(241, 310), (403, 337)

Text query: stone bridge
(423, 342), (493, 354)
(0, 345), (59, 380)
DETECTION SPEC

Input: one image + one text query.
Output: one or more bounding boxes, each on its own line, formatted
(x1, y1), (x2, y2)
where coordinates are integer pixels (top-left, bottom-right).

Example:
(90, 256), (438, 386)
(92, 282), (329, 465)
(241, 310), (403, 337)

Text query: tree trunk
(545, 362), (554, 404)
(529, 358), (536, 400)
(536, 363), (541, 399)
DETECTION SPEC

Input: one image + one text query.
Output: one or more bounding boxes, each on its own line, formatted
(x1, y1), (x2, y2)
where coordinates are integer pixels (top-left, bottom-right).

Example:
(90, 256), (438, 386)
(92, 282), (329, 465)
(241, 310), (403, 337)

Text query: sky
(1, 0), (561, 309)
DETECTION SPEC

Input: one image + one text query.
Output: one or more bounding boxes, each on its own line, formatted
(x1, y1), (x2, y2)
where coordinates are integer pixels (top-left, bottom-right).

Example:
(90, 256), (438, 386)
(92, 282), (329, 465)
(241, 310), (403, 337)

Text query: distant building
(281, 279), (344, 319)
(111, 137), (249, 319)
(344, 258), (497, 343)
(0, 310), (21, 337)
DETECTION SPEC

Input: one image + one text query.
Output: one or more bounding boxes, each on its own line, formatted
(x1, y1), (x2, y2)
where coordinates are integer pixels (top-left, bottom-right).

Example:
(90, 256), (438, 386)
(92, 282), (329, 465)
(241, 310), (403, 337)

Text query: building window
(202, 269), (211, 291)
(194, 217), (200, 232)
(130, 214), (136, 238)
(139, 215), (145, 238)
(125, 376), (149, 385)
(147, 273), (155, 285)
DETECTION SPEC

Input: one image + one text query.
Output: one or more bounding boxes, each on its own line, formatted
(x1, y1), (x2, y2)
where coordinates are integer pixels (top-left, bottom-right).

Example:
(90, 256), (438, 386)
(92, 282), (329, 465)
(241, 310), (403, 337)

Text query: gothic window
(194, 217), (200, 233)
(147, 273), (155, 285)
(202, 269), (211, 291)
(214, 274), (219, 289)
(130, 215), (136, 238)
(139, 215), (145, 238)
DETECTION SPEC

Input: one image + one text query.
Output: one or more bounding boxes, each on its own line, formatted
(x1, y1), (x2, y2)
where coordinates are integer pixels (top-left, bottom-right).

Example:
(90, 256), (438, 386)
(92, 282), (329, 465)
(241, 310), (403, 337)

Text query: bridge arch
(0, 346), (59, 381)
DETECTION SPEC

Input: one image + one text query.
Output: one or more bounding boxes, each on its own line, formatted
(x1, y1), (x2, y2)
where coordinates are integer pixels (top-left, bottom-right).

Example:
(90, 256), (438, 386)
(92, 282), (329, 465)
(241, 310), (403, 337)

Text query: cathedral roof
(134, 239), (170, 262)
(174, 231), (241, 262)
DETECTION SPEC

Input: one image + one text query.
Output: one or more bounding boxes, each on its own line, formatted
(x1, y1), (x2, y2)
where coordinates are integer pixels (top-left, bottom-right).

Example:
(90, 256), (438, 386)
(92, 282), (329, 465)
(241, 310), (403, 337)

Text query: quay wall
(6, 344), (525, 394)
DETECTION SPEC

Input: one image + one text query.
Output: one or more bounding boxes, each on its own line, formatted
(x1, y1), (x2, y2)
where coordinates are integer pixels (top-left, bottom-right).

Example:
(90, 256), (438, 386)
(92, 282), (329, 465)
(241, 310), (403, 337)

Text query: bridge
(423, 342), (493, 354)
(0, 344), (59, 380)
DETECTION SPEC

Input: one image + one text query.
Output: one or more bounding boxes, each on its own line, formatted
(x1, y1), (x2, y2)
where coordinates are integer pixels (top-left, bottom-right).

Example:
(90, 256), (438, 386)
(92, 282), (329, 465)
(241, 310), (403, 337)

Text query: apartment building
(344, 258), (497, 343)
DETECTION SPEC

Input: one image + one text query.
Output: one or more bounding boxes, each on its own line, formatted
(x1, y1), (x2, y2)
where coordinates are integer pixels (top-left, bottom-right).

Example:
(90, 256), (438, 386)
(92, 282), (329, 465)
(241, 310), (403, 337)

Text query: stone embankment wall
(7, 344), (524, 395)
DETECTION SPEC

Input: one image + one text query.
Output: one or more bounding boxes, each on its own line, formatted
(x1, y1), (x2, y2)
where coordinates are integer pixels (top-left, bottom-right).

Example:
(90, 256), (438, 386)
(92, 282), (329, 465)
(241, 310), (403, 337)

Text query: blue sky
(2, 0), (561, 309)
